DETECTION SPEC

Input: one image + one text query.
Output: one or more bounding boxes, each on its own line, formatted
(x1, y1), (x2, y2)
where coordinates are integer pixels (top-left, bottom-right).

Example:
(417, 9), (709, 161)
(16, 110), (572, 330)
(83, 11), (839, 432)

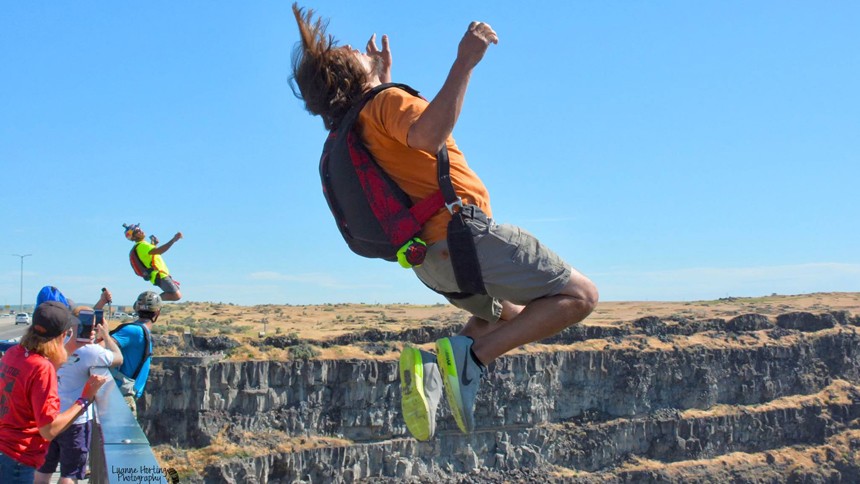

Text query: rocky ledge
(142, 310), (860, 482)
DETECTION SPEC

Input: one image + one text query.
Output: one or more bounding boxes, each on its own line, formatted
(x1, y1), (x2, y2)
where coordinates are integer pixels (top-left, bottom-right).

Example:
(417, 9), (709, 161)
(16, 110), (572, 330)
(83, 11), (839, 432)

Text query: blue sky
(1, 2), (858, 308)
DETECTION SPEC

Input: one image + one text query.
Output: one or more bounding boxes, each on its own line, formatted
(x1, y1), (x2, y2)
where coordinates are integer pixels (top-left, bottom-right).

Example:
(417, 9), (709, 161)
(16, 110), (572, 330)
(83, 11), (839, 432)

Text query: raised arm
(149, 232), (183, 255)
(407, 21), (498, 153)
(96, 322), (124, 367)
(94, 287), (112, 310)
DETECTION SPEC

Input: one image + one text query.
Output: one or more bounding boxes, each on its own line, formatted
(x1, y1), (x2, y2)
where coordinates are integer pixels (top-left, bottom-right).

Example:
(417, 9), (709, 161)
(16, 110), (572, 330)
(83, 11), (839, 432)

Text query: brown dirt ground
(143, 292), (859, 360)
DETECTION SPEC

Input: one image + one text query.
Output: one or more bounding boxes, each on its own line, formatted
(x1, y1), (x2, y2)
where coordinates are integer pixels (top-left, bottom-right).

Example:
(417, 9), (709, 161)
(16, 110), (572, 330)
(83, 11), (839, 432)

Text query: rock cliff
(143, 310), (860, 482)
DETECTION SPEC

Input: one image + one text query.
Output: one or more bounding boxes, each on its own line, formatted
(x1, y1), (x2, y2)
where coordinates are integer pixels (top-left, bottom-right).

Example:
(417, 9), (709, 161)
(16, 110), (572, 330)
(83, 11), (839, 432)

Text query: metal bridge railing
(89, 367), (172, 484)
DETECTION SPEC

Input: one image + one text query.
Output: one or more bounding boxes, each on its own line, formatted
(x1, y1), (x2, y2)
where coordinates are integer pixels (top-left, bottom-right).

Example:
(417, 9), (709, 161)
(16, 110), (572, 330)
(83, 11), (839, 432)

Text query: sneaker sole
(399, 346), (433, 441)
(435, 338), (469, 433)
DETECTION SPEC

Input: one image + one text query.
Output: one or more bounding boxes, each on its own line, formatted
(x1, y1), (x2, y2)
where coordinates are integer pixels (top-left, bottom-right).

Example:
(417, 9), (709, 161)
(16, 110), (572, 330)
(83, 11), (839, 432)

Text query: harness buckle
(446, 197), (463, 214)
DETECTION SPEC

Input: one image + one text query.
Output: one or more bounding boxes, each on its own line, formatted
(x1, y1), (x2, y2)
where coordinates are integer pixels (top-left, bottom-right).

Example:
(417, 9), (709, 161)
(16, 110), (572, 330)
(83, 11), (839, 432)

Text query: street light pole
(12, 254), (32, 313)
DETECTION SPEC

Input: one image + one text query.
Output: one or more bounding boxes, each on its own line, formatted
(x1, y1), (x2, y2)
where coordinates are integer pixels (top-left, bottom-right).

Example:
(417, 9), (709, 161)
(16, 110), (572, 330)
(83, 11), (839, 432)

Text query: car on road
(15, 313), (30, 325)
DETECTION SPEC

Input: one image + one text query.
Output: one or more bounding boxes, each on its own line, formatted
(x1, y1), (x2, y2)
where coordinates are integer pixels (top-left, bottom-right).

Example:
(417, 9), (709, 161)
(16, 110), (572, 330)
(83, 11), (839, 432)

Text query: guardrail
(89, 368), (174, 484)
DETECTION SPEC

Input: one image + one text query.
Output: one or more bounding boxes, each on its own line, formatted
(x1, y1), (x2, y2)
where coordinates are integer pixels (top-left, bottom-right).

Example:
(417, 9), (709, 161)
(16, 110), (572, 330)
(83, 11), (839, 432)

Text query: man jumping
(124, 223), (183, 302)
(290, 4), (598, 439)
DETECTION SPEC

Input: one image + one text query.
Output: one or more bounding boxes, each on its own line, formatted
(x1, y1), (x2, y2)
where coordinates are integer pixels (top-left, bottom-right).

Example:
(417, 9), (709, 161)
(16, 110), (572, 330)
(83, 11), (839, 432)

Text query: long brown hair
(290, 3), (368, 130)
(20, 329), (68, 369)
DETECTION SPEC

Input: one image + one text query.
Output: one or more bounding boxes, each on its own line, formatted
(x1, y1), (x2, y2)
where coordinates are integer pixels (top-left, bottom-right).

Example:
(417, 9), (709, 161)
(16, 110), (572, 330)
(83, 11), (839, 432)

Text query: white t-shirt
(57, 343), (114, 425)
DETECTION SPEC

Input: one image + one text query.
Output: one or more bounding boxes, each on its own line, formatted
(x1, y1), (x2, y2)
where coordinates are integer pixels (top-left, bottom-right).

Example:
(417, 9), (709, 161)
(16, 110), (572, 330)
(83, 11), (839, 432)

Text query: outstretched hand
(366, 33), (392, 83)
(457, 21), (498, 69)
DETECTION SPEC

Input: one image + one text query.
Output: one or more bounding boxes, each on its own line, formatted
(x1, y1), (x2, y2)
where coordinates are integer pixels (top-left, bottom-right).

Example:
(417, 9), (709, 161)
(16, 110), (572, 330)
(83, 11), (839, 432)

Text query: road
(0, 313), (28, 342)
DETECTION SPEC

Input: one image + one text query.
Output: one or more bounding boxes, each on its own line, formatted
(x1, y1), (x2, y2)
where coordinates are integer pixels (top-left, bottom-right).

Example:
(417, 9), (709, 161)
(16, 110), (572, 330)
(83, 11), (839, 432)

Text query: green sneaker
(399, 346), (442, 441)
(435, 336), (485, 434)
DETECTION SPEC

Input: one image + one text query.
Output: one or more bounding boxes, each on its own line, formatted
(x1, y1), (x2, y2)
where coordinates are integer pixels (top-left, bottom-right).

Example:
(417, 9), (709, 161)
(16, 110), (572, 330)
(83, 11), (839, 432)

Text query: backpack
(129, 243), (153, 281)
(319, 83), (486, 294)
(109, 322), (152, 397)
(320, 83), (449, 265)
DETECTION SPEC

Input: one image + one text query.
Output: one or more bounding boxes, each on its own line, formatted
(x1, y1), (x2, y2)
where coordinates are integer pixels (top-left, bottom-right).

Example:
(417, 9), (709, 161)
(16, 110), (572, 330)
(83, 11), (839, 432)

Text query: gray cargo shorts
(155, 274), (180, 294)
(414, 208), (571, 323)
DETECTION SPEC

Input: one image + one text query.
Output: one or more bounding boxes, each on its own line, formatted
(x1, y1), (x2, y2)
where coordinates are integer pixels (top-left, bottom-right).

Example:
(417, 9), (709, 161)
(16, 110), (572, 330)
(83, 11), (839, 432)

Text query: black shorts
(37, 420), (92, 479)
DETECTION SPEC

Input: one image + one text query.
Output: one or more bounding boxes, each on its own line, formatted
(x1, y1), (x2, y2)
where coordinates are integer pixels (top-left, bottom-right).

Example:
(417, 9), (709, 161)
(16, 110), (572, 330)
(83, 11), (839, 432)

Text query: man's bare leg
(161, 291), (181, 302)
(470, 268), (598, 365)
(33, 472), (51, 484)
(459, 301), (523, 340)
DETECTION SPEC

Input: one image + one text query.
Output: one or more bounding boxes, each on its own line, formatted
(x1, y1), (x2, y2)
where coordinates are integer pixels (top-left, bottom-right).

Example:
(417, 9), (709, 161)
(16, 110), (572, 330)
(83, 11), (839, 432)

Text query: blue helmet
(36, 285), (71, 309)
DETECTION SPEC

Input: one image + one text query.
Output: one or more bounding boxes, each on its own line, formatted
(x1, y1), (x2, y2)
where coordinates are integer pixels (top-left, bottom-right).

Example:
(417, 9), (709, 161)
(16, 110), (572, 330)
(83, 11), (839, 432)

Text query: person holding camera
(34, 292), (124, 484)
(0, 302), (110, 483)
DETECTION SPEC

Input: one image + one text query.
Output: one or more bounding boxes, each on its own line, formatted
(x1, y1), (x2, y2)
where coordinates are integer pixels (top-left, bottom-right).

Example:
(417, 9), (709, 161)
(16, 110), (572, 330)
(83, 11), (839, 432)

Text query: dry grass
(146, 292), (859, 360)
(156, 302), (462, 341)
(153, 429), (351, 479)
(158, 292), (859, 338)
(617, 428), (860, 477)
(682, 379), (859, 418)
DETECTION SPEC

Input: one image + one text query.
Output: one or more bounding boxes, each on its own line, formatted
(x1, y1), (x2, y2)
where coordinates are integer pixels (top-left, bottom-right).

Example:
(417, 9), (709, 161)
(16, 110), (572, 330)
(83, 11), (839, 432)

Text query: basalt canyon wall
(141, 310), (860, 483)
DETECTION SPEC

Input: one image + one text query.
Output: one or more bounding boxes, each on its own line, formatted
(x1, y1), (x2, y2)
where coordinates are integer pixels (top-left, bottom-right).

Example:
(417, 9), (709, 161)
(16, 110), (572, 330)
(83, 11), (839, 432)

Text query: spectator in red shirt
(0, 301), (109, 483)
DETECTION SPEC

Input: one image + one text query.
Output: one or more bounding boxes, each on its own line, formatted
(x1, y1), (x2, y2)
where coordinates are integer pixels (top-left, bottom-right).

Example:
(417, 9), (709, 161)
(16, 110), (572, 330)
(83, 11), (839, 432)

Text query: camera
(77, 310), (95, 342)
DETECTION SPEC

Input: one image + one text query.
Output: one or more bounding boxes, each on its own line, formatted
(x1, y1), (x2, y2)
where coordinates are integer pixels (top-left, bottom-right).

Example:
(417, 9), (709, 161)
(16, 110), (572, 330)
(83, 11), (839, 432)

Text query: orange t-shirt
(357, 88), (492, 244)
